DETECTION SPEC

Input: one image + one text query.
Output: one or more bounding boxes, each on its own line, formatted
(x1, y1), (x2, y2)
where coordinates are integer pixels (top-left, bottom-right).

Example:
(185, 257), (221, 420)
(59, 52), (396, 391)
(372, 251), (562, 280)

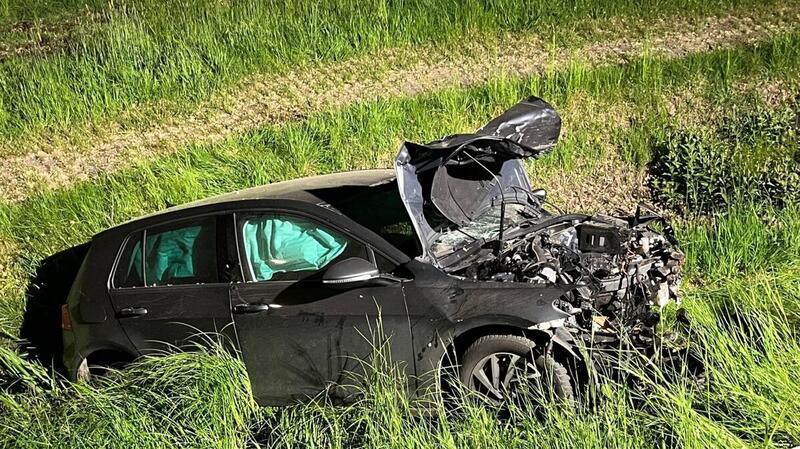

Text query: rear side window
(113, 217), (218, 288)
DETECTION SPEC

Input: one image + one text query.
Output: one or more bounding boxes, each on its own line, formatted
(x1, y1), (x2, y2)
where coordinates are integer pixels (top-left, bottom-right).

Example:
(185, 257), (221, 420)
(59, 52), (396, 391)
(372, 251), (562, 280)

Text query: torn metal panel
(476, 96), (561, 152)
(395, 96), (560, 265)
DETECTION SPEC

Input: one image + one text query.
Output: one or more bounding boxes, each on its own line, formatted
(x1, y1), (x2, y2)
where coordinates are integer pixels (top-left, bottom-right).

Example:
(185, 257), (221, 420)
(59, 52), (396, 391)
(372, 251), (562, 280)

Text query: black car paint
(60, 97), (582, 405)
(61, 173), (572, 405)
(231, 276), (414, 403)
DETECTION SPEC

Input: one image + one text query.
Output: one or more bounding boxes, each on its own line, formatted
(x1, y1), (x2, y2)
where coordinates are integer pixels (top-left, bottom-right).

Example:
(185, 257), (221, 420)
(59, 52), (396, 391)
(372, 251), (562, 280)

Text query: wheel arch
(72, 343), (137, 379)
(85, 347), (136, 366)
(442, 322), (585, 378)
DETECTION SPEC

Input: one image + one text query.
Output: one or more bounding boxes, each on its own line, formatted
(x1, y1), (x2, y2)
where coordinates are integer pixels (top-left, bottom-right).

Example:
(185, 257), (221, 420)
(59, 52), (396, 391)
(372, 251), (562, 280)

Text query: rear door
(230, 211), (414, 405)
(108, 215), (238, 353)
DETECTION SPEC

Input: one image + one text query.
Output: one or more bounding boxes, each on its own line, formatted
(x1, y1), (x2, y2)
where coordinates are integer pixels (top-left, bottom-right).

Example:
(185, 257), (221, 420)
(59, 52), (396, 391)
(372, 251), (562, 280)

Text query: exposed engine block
(454, 215), (685, 348)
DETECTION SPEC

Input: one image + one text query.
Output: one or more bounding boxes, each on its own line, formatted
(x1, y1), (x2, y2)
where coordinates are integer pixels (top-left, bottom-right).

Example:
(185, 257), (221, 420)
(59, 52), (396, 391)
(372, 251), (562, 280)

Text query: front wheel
(459, 334), (575, 404)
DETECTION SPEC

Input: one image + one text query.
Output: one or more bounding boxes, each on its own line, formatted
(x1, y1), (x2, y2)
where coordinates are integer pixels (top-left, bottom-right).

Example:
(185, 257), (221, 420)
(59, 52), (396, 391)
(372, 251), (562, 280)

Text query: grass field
(0, 0), (788, 143)
(0, 1), (799, 448)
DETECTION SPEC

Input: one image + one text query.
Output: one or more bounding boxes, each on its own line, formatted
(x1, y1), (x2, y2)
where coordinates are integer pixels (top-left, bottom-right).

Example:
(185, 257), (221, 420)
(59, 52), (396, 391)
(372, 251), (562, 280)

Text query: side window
(112, 217), (218, 288)
(113, 232), (144, 288)
(239, 214), (366, 281)
(144, 218), (217, 286)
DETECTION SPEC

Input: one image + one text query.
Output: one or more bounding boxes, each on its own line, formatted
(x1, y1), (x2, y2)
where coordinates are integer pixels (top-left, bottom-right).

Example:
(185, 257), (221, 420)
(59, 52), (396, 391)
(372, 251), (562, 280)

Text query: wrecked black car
(46, 96), (682, 405)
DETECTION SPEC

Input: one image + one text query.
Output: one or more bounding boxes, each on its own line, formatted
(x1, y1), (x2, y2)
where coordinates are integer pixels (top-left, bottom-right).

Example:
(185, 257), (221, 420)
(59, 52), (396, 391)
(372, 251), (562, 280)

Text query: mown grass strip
(0, 0), (791, 145)
(2, 5), (797, 204)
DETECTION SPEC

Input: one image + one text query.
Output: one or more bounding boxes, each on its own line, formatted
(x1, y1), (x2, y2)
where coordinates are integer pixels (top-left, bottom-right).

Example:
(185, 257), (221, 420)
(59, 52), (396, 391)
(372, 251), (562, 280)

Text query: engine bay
(448, 212), (685, 350)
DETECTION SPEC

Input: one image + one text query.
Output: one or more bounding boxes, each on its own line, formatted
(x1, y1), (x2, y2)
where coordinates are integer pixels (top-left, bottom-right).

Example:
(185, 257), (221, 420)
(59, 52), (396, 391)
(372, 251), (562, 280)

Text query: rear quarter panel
(62, 233), (137, 378)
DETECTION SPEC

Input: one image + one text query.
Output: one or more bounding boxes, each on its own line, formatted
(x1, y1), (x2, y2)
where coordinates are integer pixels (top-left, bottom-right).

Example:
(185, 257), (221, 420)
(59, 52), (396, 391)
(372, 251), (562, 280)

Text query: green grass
(1, 342), (256, 448)
(680, 204), (800, 282)
(1, 32), (799, 332)
(2, 32), (798, 262)
(1, 14), (800, 449)
(0, 0), (105, 25)
(0, 0), (790, 146)
(650, 107), (799, 214)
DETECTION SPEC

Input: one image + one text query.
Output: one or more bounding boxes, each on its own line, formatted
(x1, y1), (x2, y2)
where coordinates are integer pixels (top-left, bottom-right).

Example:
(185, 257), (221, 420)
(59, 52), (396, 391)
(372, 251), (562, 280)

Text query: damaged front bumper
(394, 95), (686, 355)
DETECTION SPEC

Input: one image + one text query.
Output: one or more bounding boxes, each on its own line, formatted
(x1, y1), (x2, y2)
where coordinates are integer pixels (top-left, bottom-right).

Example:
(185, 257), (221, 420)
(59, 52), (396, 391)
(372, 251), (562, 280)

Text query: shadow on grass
(16, 242), (89, 374)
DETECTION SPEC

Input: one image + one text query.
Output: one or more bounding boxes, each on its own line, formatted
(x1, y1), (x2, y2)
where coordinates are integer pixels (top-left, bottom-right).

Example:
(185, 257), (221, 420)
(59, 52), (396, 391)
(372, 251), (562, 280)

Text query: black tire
(459, 334), (575, 404)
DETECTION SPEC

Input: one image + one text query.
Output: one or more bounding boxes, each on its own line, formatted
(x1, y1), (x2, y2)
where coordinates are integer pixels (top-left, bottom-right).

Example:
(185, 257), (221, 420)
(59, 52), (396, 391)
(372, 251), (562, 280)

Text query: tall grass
(0, 0), (788, 143)
(0, 0), (105, 25)
(678, 204), (800, 282)
(2, 260), (797, 448)
(1, 342), (256, 448)
(677, 279), (800, 445)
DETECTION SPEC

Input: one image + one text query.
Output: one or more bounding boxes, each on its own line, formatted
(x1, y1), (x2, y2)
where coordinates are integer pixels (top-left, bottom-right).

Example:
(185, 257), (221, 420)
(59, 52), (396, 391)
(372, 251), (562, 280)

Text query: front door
(230, 212), (414, 405)
(109, 215), (236, 353)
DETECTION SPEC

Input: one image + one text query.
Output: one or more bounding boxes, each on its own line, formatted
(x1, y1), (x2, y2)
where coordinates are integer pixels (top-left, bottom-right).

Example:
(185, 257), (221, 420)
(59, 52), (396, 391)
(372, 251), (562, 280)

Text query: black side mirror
(322, 257), (380, 287)
(530, 188), (547, 202)
(322, 257), (406, 289)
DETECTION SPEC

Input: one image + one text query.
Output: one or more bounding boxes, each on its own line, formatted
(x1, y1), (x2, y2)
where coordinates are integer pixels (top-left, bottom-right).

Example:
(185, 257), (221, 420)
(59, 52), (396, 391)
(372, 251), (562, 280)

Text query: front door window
(239, 214), (361, 282)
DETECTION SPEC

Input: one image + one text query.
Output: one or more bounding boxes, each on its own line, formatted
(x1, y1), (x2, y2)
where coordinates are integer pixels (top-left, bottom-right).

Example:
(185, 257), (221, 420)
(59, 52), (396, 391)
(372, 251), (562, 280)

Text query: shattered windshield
(430, 203), (531, 259)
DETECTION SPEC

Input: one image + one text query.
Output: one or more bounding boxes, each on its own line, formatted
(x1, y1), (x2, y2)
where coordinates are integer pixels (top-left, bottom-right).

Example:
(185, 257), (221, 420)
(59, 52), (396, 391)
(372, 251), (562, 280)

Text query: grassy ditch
(0, 21), (798, 449)
(1, 33), (798, 331)
(1, 206), (798, 448)
(0, 0), (791, 146)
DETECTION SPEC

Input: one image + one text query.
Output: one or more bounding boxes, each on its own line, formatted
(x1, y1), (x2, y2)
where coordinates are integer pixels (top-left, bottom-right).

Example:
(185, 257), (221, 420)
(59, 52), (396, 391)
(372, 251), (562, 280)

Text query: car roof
(101, 169), (396, 236)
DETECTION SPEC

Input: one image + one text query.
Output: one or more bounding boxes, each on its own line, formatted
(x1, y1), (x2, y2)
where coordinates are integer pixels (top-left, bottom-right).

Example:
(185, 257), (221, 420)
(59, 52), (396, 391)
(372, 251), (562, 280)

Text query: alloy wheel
(467, 351), (540, 401)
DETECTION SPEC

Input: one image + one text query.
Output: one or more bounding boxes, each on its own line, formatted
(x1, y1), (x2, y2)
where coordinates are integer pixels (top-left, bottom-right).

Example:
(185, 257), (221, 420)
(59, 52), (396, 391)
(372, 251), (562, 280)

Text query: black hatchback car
(55, 97), (683, 405)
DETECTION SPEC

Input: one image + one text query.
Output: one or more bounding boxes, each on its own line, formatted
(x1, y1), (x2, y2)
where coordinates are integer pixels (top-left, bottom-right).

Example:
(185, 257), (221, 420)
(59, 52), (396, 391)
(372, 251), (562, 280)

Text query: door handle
(117, 306), (148, 318)
(232, 303), (270, 314)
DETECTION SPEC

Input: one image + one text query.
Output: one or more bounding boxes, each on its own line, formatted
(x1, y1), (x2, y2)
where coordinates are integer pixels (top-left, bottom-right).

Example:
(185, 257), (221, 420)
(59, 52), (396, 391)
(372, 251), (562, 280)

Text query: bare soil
(1, 8), (798, 203)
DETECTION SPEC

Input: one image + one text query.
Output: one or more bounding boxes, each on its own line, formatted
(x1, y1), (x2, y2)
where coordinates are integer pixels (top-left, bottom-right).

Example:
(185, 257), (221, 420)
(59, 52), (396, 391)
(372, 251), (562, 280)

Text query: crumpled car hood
(395, 96), (561, 264)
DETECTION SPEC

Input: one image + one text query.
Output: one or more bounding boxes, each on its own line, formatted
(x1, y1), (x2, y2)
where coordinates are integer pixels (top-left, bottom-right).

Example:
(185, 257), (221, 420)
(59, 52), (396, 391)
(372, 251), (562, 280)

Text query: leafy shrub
(649, 107), (799, 215)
